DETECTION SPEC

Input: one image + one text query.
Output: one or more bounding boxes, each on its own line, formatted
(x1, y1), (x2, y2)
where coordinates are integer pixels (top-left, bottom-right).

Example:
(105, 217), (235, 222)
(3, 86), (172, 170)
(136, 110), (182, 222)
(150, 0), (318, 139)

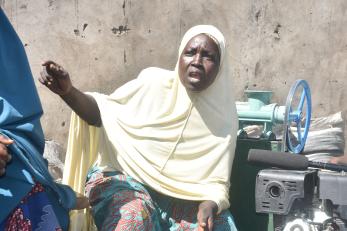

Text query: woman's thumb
(0, 135), (14, 145)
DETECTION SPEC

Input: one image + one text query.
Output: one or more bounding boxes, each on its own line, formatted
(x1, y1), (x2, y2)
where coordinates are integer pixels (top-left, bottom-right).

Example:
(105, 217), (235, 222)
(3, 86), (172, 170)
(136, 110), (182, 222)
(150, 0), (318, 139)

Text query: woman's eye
(184, 49), (195, 56)
(204, 55), (215, 61)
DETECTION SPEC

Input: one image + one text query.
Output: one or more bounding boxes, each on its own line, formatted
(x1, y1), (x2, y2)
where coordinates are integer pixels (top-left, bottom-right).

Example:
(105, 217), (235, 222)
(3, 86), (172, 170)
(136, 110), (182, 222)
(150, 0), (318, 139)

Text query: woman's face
(178, 34), (220, 92)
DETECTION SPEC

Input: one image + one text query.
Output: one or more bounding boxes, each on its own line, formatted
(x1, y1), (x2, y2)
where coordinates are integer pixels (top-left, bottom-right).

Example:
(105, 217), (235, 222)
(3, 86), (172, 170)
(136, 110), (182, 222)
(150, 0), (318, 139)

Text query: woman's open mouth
(188, 72), (203, 83)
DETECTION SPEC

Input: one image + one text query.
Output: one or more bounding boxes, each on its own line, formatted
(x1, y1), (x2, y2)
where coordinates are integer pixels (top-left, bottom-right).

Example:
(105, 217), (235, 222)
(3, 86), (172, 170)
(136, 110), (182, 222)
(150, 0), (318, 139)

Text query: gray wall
(2, 0), (347, 148)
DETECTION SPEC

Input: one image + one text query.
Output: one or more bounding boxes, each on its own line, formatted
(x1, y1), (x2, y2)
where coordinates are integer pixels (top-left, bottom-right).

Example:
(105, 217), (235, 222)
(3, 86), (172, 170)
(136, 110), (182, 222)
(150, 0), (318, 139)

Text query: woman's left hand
(197, 200), (218, 231)
(73, 192), (90, 210)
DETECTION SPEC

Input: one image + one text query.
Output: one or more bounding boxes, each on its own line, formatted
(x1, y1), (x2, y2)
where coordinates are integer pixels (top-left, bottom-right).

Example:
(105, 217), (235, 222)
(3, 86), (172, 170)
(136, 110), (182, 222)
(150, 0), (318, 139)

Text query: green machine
(229, 80), (312, 231)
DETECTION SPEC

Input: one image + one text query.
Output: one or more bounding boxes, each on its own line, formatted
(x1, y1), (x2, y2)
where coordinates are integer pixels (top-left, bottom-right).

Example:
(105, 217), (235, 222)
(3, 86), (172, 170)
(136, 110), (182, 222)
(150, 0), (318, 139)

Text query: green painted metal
(244, 90), (272, 109)
(229, 138), (281, 231)
(236, 90), (286, 139)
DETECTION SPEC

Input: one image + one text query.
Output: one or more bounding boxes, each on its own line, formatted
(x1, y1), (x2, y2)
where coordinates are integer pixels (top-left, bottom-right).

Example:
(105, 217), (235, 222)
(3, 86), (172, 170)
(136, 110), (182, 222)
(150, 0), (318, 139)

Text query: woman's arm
(197, 200), (218, 231)
(39, 61), (101, 127)
(60, 86), (101, 127)
(330, 154), (347, 166)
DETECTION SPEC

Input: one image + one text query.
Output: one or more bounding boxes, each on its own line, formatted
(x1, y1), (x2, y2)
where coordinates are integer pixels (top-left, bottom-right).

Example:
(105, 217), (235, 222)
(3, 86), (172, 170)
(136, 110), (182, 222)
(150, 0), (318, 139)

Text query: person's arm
(39, 60), (101, 127)
(60, 86), (101, 127)
(330, 154), (347, 166)
(0, 135), (13, 176)
(197, 200), (218, 231)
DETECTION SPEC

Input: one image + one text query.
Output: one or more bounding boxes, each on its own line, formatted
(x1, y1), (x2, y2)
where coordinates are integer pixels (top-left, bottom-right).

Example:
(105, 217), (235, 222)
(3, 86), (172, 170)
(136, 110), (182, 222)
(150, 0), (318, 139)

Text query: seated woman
(0, 8), (80, 230)
(40, 25), (238, 231)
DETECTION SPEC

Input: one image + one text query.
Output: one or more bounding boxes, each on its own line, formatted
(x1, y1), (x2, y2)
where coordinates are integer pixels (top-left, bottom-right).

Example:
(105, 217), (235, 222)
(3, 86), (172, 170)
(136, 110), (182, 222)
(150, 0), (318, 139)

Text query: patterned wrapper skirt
(0, 182), (62, 231)
(85, 167), (238, 231)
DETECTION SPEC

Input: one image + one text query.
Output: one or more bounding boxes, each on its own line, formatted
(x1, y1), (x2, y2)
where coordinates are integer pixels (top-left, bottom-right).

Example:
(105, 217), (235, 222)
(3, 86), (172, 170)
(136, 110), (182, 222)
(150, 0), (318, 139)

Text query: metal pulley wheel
(282, 79), (312, 154)
(283, 218), (318, 231)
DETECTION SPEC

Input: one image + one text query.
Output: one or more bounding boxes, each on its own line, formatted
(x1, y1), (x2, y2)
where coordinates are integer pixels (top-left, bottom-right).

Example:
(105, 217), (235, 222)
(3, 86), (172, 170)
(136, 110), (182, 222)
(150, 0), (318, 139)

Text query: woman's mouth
(188, 73), (201, 83)
(188, 72), (203, 82)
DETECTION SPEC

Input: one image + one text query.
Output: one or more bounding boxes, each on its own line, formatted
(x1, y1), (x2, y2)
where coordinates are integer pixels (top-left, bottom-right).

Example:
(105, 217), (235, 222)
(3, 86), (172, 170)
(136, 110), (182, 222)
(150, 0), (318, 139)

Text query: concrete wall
(2, 0), (347, 149)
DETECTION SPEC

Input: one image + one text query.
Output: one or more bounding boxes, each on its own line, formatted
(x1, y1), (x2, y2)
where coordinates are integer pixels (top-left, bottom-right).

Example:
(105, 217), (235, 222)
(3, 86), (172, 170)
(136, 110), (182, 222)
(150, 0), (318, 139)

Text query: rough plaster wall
(1, 0), (347, 149)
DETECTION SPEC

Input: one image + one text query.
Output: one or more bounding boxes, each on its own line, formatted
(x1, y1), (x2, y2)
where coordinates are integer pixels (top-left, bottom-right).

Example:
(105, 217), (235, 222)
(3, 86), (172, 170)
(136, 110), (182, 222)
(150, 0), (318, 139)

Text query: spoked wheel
(282, 79), (312, 154)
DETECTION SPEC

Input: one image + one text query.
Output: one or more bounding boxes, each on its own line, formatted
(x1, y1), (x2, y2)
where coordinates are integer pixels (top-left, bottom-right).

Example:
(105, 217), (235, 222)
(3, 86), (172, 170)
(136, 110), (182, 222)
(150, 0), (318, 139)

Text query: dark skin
(38, 61), (102, 127)
(0, 135), (13, 176)
(178, 34), (220, 92)
(39, 33), (221, 230)
(330, 155), (347, 166)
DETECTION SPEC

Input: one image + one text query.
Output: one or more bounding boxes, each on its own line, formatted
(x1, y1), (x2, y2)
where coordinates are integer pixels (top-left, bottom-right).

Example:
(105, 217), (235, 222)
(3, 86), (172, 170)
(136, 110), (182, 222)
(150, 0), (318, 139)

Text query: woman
(40, 25), (238, 231)
(0, 8), (79, 230)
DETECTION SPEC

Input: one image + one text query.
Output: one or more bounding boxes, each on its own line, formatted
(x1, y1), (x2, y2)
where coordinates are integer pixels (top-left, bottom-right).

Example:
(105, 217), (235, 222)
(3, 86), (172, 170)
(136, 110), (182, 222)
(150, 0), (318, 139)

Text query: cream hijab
(63, 25), (238, 230)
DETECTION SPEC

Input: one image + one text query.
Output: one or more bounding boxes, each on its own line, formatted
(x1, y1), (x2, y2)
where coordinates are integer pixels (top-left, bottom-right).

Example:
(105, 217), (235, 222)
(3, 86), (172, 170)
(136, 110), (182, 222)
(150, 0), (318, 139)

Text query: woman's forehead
(184, 34), (219, 49)
(177, 26), (225, 64)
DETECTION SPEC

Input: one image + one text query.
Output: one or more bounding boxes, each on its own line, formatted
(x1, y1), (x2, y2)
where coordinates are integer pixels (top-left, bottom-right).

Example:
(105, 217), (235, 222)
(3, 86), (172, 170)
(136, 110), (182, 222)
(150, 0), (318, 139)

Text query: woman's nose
(191, 53), (202, 66)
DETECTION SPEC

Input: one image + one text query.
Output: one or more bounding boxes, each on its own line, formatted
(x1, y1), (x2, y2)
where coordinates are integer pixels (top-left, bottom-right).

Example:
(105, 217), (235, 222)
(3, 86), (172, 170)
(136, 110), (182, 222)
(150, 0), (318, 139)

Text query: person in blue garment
(0, 7), (84, 230)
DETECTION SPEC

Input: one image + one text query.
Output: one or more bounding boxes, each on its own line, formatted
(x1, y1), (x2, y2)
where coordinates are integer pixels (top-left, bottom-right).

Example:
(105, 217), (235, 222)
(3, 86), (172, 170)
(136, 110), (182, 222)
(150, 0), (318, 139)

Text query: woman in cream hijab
(40, 25), (238, 231)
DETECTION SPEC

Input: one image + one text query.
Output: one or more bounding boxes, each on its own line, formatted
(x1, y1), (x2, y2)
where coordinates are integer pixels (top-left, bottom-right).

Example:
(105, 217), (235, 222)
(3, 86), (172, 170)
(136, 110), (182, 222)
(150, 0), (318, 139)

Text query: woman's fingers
(197, 201), (217, 231)
(330, 157), (338, 164)
(43, 61), (67, 79)
(40, 61), (66, 86)
(207, 217), (214, 231)
(0, 145), (12, 163)
(198, 218), (213, 231)
(40, 61), (72, 96)
(0, 135), (14, 146)
(0, 158), (6, 168)
(198, 212), (208, 230)
(73, 193), (90, 210)
(0, 136), (13, 176)
(198, 221), (209, 231)
(42, 60), (56, 67)
(0, 157), (7, 175)
(42, 60), (58, 75)
(199, 222), (207, 228)
(198, 226), (205, 231)
(0, 136), (13, 162)
(39, 70), (50, 85)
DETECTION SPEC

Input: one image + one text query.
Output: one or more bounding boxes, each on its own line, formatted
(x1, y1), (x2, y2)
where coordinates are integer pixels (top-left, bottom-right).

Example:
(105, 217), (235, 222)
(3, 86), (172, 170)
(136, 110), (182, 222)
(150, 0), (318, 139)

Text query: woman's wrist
(199, 200), (218, 214)
(59, 85), (74, 97)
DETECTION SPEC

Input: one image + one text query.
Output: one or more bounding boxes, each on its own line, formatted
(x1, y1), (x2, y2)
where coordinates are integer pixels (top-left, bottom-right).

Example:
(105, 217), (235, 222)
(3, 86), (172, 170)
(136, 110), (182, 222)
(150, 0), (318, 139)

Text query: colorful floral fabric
(85, 167), (238, 231)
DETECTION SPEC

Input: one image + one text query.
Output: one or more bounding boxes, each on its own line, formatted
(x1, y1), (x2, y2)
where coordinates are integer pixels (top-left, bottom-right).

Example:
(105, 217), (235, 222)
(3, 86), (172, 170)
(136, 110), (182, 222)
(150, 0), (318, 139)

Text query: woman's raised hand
(39, 60), (102, 126)
(39, 61), (73, 96)
(0, 135), (13, 176)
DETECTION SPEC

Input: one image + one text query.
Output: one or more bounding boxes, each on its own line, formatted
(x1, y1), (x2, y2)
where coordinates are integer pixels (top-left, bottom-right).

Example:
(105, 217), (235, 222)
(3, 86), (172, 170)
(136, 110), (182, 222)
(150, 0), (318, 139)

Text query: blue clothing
(0, 8), (76, 229)
(0, 182), (63, 230)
